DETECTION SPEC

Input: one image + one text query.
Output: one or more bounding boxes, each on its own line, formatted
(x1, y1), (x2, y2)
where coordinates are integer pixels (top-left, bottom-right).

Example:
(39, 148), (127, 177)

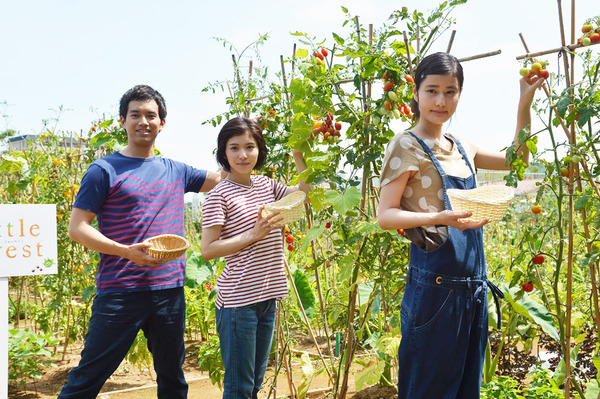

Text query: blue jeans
(58, 287), (188, 398)
(216, 299), (277, 399)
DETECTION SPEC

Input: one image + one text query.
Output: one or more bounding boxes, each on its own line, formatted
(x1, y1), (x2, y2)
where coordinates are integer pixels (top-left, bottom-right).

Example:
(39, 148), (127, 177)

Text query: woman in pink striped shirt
(201, 117), (309, 399)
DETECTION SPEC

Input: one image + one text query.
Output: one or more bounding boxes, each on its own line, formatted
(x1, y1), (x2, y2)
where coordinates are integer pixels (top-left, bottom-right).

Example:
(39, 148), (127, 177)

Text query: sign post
(0, 204), (58, 398)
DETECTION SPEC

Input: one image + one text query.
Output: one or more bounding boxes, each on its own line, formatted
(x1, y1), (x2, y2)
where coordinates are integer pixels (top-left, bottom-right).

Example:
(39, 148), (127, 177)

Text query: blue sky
(1, 0), (597, 171)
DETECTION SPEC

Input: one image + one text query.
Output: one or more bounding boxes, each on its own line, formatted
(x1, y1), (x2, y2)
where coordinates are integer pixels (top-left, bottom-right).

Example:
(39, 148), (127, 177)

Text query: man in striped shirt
(58, 85), (223, 398)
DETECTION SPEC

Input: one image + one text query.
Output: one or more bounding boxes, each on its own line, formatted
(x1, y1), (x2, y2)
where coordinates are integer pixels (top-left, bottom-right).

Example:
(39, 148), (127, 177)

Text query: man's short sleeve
(184, 164), (207, 193)
(73, 164), (110, 215)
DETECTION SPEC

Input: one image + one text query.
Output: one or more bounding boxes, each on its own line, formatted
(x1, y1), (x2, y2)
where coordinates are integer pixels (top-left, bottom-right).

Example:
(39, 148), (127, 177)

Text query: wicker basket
(143, 234), (190, 262)
(447, 185), (515, 223)
(261, 191), (306, 225)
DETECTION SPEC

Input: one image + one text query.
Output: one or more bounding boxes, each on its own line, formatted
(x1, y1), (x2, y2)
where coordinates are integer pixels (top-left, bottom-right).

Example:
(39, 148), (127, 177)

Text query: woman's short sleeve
(201, 190), (227, 229)
(380, 133), (423, 188)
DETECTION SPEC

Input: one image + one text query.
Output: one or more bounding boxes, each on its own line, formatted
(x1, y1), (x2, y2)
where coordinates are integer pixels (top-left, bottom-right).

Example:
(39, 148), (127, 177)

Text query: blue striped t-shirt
(73, 152), (207, 294)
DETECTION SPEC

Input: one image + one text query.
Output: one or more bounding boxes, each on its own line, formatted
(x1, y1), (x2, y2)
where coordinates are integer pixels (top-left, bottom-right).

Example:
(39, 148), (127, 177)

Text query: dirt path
(11, 340), (393, 399)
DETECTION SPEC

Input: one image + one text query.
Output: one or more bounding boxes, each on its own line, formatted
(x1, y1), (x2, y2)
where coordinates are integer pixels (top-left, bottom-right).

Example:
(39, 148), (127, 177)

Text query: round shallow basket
(447, 185), (515, 223)
(143, 234), (190, 262)
(261, 191), (306, 225)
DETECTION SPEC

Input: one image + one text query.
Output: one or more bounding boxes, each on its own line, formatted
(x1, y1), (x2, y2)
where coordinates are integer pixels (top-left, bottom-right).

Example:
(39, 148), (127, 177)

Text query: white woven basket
(261, 191), (306, 224)
(143, 234), (190, 262)
(447, 185), (515, 223)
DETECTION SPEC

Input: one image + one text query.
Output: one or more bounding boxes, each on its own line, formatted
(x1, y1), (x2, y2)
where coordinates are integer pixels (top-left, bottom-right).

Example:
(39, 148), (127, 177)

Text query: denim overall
(397, 132), (503, 399)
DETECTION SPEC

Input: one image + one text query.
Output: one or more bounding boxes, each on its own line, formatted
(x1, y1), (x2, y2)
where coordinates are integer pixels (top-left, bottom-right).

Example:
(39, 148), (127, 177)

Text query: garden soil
(10, 339), (396, 399)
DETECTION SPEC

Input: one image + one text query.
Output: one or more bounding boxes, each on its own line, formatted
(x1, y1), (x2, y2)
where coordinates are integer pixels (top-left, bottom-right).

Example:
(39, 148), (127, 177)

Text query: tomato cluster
(578, 21), (600, 46)
(375, 71), (414, 123)
(311, 112), (342, 144)
(285, 225), (295, 251)
(313, 48), (329, 65)
(519, 59), (550, 79)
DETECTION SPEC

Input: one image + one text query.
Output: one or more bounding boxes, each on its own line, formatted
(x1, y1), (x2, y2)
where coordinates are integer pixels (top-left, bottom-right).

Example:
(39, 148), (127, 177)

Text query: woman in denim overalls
(378, 52), (544, 398)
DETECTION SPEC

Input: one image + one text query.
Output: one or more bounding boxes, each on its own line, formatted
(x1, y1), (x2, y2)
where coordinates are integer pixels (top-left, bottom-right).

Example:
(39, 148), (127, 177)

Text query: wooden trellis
(225, 2), (599, 396)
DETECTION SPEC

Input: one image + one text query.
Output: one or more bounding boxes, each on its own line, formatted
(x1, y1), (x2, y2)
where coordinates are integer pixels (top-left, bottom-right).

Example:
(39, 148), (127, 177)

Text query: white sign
(0, 204), (58, 277)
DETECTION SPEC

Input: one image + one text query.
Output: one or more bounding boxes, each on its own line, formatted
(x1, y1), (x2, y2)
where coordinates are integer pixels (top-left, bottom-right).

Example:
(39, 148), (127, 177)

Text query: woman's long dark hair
(410, 52), (464, 120)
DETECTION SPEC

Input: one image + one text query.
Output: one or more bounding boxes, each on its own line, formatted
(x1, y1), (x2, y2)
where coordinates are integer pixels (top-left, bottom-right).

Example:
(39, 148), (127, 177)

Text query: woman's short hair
(216, 117), (268, 172)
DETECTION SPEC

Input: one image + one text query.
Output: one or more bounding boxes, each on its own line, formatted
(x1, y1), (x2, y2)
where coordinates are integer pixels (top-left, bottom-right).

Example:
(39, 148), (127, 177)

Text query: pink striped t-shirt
(201, 175), (289, 308)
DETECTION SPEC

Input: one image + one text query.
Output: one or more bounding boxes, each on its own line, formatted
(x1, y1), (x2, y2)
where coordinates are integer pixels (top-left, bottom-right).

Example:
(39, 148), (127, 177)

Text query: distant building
(7, 135), (36, 151)
(6, 133), (86, 152)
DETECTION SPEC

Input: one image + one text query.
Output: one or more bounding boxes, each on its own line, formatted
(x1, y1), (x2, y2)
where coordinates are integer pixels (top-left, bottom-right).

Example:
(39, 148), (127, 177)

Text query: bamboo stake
(338, 238), (367, 399)
(416, 21), (421, 65)
(446, 30), (457, 53)
(291, 43), (297, 82)
(558, 1), (573, 395)
(403, 31), (414, 75)
(514, 41), (600, 61)
(457, 50), (501, 63)
(280, 55), (291, 106)
(303, 204), (334, 363)
(278, 321), (297, 399)
(557, 0), (573, 89)
(266, 300), (282, 399)
(283, 258), (334, 382)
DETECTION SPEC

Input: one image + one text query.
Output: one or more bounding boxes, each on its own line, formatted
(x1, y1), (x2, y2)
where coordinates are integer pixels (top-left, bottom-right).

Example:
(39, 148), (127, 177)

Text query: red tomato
(538, 69), (550, 79)
(522, 281), (534, 292)
(531, 205), (542, 214)
(383, 81), (395, 92)
(590, 33), (600, 44)
(334, 122), (342, 130)
(288, 244), (294, 251)
(325, 222), (332, 228)
(405, 74), (414, 84)
(314, 51), (324, 61)
(397, 229), (405, 236)
(321, 48), (329, 57)
(384, 101), (392, 111)
(532, 254), (545, 265)
(285, 235), (294, 243)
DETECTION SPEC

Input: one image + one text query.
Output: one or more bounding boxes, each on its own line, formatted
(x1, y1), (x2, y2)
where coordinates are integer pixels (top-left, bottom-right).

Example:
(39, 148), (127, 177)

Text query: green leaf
(575, 195), (589, 211)
(293, 269), (316, 319)
(324, 187), (361, 215)
(337, 254), (355, 282)
(358, 281), (374, 307)
(355, 221), (383, 235)
(555, 96), (571, 118)
(332, 32), (345, 45)
(82, 286), (96, 302)
(585, 379), (600, 399)
(289, 78), (306, 98)
(504, 286), (559, 341)
(295, 48), (309, 59)
(186, 252), (214, 288)
(297, 353), (314, 399)
(302, 225), (325, 251)
(355, 357), (385, 391)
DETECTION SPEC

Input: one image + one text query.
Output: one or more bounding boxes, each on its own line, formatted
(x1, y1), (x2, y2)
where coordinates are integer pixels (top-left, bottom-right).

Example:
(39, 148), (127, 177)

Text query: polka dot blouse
(380, 131), (478, 250)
